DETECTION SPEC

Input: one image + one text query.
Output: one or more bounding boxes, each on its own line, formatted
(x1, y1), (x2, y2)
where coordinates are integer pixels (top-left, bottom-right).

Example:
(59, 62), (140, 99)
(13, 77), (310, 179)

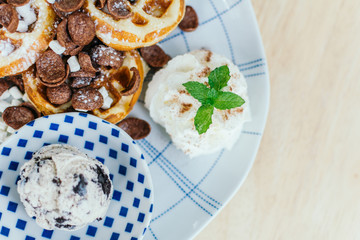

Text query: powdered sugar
(113, 1), (128, 10)
(77, 92), (90, 104)
(92, 45), (120, 61)
(91, 45), (122, 67)
(0, 39), (15, 57)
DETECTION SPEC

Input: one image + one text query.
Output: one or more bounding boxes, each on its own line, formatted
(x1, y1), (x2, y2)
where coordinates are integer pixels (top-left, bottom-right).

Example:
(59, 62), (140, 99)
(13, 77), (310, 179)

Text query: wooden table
(196, 0), (360, 239)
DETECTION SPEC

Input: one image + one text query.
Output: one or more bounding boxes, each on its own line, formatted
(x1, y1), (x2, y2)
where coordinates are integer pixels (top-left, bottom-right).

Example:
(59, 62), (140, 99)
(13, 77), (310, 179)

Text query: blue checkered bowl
(0, 112), (154, 240)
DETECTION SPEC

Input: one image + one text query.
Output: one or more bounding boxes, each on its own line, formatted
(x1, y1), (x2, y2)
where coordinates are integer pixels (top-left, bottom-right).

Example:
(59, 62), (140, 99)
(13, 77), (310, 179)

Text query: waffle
(84, 0), (185, 51)
(23, 50), (148, 123)
(0, 0), (57, 77)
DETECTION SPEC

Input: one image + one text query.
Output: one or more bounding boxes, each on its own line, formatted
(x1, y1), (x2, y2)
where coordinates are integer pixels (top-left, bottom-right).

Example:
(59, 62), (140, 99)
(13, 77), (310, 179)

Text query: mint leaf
(183, 82), (210, 104)
(208, 65), (230, 91)
(194, 105), (214, 134)
(183, 64), (246, 135)
(213, 91), (245, 110)
(205, 88), (219, 105)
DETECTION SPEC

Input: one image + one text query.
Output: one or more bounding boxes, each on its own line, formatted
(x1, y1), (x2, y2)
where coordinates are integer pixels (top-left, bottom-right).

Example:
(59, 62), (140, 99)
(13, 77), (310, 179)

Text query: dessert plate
(134, 0), (269, 239)
(0, 113), (153, 240)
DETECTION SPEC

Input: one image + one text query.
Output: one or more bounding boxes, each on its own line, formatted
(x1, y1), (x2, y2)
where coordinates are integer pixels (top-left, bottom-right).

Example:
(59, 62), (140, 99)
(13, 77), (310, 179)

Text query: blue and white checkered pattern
(136, 0), (269, 239)
(0, 113), (153, 240)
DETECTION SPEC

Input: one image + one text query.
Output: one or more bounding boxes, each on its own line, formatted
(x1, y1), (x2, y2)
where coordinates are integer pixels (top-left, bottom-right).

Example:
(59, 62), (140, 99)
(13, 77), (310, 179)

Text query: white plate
(134, 0), (270, 239)
(0, 113), (154, 240)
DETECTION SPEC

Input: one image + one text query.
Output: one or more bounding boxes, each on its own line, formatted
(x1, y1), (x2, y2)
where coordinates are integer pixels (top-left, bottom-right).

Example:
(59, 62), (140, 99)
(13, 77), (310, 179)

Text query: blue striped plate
(137, 0), (269, 239)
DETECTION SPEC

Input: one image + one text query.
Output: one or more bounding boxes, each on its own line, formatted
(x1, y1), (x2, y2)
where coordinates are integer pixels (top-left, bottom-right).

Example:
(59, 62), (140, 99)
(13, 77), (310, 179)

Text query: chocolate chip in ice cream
(55, 223), (76, 230)
(140, 45), (171, 68)
(0, 4), (19, 33)
(52, 177), (62, 187)
(35, 158), (52, 172)
(73, 174), (88, 196)
(55, 217), (66, 224)
(3, 106), (35, 129)
(92, 164), (112, 197)
(117, 117), (151, 140)
(179, 6), (198, 32)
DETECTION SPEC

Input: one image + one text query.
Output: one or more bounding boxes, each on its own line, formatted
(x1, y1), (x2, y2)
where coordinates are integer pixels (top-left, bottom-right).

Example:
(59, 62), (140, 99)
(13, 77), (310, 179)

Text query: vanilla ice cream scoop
(17, 144), (113, 231)
(145, 50), (251, 158)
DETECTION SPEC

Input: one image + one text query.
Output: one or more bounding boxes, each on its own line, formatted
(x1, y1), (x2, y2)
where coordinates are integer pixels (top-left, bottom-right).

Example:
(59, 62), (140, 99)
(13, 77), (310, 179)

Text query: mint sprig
(183, 65), (245, 134)
(194, 105), (214, 134)
(182, 81), (210, 104)
(208, 65), (231, 90)
(214, 91), (245, 110)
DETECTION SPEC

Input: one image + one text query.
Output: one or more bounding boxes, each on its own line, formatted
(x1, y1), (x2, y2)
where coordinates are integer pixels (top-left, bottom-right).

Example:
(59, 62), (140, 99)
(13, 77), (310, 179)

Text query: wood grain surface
(196, 0), (360, 239)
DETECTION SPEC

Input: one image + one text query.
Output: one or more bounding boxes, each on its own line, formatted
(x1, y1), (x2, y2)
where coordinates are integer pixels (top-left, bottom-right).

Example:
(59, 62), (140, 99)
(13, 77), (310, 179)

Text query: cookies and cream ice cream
(145, 50), (251, 158)
(17, 144), (113, 231)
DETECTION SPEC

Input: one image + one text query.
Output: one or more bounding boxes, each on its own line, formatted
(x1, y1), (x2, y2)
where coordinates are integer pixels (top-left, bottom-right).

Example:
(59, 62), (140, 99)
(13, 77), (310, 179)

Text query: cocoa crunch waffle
(0, 0), (198, 141)
(84, 0), (185, 50)
(0, 0), (57, 77)
(22, 10), (148, 123)
(21, 10), (147, 125)
(23, 45), (147, 124)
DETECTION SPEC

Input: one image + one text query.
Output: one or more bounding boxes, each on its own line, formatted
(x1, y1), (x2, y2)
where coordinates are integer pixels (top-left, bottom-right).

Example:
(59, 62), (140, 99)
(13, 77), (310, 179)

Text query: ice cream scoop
(17, 144), (113, 231)
(145, 50), (251, 158)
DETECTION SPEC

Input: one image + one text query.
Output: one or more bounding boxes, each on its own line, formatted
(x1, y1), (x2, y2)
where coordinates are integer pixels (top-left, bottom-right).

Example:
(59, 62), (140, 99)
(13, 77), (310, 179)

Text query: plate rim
(187, 1), (270, 238)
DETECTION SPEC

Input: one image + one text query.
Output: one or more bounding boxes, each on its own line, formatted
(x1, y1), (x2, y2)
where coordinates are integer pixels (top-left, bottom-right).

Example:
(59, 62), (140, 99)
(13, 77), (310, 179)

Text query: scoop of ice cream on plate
(145, 49), (251, 158)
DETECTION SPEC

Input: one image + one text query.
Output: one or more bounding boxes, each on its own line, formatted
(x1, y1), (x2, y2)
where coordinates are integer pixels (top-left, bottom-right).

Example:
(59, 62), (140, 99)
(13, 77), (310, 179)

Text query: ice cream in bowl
(0, 112), (153, 239)
(17, 144), (113, 231)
